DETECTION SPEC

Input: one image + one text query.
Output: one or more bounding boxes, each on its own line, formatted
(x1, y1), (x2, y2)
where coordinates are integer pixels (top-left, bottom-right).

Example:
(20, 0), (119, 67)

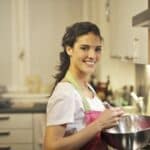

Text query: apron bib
(65, 72), (108, 150)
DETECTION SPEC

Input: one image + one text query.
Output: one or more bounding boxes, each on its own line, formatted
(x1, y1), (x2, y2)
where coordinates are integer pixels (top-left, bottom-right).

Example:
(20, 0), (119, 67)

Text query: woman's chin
(84, 68), (95, 74)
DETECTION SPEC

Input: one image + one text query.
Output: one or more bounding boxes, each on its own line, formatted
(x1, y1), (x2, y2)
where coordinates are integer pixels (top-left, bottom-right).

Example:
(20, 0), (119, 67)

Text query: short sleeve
(46, 82), (77, 126)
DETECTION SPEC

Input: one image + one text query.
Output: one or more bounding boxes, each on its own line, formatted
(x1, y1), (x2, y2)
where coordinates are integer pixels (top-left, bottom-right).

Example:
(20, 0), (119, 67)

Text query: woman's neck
(66, 68), (90, 89)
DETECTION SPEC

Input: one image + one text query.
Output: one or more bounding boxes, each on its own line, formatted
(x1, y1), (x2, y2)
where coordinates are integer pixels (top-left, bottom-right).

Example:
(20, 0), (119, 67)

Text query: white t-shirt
(46, 82), (105, 135)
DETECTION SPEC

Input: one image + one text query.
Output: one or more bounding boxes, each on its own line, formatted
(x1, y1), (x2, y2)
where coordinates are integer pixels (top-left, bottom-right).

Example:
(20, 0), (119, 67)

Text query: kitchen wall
(0, 0), (135, 92)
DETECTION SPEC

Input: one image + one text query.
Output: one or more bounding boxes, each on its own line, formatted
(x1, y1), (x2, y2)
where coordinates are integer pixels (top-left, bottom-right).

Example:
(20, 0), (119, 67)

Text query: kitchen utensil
(102, 115), (150, 150)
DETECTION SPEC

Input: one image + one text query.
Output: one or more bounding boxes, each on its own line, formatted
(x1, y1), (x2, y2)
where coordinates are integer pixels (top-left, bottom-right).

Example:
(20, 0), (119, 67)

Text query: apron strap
(65, 71), (91, 112)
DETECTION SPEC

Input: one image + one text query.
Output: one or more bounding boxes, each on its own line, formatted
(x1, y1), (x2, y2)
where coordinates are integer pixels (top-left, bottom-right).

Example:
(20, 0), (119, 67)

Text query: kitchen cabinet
(0, 113), (46, 150)
(0, 0), (12, 86)
(0, 144), (32, 150)
(0, 114), (33, 150)
(33, 114), (46, 150)
(0, 0), (84, 90)
(110, 0), (148, 64)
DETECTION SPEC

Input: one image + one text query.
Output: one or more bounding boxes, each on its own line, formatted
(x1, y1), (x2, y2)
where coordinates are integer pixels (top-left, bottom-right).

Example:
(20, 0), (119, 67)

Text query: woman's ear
(66, 46), (73, 56)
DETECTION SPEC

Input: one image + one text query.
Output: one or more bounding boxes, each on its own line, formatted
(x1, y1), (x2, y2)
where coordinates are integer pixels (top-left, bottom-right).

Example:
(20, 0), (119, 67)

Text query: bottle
(106, 75), (113, 102)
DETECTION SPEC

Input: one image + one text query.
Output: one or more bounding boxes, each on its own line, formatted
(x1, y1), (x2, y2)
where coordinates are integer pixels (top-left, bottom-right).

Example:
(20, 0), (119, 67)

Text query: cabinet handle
(124, 56), (139, 61)
(124, 56), (134, 60)
(0, 146), (11, 150)
(0, 116), (10, 121)
(0, 132), (10, 136)
(111, 55), (122, 59)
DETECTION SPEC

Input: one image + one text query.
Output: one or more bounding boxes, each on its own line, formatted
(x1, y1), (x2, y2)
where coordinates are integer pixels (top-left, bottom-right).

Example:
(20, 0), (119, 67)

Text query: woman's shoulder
(51, 82), (78, 98)
(48, 82), (81, 107)
(55, 82), (75, 91)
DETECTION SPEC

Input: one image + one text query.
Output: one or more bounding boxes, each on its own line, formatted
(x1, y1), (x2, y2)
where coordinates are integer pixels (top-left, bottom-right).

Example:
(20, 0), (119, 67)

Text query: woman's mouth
(83, 60), (96, 66)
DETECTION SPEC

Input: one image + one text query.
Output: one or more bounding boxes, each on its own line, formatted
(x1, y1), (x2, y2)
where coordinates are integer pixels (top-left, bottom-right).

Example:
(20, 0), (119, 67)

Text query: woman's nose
(87, 49), (96, 58)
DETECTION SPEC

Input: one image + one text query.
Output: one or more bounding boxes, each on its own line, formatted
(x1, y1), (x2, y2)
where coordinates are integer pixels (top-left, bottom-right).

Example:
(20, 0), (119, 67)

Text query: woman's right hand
(93, 107), (124, 131)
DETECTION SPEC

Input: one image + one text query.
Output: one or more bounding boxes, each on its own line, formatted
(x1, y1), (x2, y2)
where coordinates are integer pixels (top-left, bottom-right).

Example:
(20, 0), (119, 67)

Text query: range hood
(132, 0), (150, 27)
(132, 9), (150, 27)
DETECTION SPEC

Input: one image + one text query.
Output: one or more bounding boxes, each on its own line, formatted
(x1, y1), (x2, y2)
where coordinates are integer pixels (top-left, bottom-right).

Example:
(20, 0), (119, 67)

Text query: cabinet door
(32, 114), (46, 150)
(110, 0), (125, 58)
(0, 144), (33, 150)
(0, 129), (32, 144)
(29, 0), (84, 84)
(110, 0), (135, 59)
(0, 114), (32, 129)
(132, 28), (148, 64)
(110, 0), (148, 64)
(0, 0), (12, 85)
(127, 0), (148, 64)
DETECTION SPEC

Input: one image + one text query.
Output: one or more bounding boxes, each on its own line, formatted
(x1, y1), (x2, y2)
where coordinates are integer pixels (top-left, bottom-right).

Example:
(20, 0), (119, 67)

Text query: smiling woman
(44, 22), (124, 150)
(66, 32), (102, 77)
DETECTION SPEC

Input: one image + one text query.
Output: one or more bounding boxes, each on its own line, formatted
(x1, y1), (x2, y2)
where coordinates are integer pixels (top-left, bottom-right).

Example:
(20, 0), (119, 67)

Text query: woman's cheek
(96, 55), (101, 62)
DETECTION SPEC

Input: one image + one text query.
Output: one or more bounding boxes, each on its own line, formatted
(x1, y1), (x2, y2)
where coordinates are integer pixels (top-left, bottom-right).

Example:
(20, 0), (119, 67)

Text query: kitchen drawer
(0, 144), (33, 150)
(0, 129), (32, 143)
(0, 114), (32, 129)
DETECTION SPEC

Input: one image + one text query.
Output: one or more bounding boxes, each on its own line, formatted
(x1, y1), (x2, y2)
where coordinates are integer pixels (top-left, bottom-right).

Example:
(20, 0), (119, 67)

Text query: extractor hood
(132, 0), (150, 27)
(132, 9), (150, 27)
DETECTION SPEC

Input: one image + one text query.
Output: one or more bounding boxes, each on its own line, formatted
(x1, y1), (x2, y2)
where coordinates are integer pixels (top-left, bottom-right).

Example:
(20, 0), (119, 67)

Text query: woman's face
(67, 32), (102, 76)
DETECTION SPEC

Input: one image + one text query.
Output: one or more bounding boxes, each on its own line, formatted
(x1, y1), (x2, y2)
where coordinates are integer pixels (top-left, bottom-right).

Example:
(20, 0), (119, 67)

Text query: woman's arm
(44, 108), (124, 150)
(44, 122), (99, 150)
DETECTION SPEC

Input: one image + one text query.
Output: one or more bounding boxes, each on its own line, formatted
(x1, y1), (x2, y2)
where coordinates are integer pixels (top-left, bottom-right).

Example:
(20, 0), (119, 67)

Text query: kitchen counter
(0, 92), (49, 113)
(0, 103), (46, 113)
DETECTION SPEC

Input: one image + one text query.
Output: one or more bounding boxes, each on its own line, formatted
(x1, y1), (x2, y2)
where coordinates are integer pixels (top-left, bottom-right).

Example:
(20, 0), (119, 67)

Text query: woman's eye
(80, 46), (89, 51)
(95, 47), (102, 52)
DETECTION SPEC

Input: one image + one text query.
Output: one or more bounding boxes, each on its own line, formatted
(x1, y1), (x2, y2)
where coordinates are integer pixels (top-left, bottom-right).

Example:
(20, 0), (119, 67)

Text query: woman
(44, 22), (124, 150)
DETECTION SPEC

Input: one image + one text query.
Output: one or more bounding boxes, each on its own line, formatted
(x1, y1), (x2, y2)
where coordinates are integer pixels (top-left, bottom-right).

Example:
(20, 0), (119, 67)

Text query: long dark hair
(53, 21), (103, 90)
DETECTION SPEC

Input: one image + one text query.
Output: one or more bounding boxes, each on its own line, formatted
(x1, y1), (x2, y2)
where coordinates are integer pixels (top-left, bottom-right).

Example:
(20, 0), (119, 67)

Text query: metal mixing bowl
(102, 115), (150, 150)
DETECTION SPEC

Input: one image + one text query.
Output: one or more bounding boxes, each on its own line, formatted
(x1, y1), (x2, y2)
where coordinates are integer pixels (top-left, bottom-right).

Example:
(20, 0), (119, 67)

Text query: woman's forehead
(75, 33), (102, 45)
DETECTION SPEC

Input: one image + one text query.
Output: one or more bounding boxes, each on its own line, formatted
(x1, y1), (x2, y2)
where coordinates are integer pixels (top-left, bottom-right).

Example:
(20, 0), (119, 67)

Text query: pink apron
(65, 72), (108, 150)
(81, 110), (108, 150)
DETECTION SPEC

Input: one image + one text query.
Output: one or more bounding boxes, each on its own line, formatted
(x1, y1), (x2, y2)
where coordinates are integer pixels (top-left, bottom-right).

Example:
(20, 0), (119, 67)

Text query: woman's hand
(93, 107), (124, 131)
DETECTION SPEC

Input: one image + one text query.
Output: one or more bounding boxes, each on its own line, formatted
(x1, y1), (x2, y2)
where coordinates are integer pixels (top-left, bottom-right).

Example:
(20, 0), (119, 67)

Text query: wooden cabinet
(33, 114), (46, 150)
(0, 144), (32, 150)
(0, 114), (32, 128)
(0, 0), (12, 86)
(0, 114), (33, 150)
(0, 0), (84, 90)
(110, 0), (148, 64)
(0, 113), (46, 150)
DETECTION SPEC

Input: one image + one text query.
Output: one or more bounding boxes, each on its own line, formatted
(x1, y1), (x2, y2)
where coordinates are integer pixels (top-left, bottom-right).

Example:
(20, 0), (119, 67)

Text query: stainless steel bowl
(102, 115), (150, 150)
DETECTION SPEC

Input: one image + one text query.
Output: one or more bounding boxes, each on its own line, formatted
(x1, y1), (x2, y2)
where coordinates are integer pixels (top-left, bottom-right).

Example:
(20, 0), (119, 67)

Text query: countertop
(0, 103), (46, 113)
(0, 92), (49, 113)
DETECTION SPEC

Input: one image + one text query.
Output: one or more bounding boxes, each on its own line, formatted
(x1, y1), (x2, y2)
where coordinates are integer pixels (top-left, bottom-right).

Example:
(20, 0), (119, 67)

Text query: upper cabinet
(110, 0), (149, 64)
(0, 0), (12, 86)
(0, 0), (85, 91)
